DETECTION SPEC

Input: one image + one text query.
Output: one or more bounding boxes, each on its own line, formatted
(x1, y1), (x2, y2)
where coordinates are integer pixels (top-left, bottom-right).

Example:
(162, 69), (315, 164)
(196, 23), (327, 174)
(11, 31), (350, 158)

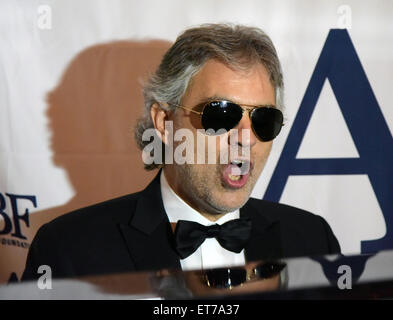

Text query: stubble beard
(175, 161), (255, 217)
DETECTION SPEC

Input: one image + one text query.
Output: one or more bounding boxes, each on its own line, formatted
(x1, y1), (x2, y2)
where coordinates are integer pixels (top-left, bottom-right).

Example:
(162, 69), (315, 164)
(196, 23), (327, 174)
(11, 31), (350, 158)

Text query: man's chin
(208, 190), (251, 214)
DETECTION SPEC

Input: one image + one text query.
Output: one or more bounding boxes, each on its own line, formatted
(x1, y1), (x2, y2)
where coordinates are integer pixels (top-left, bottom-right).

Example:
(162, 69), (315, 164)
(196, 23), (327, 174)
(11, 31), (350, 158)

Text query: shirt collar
(160, 170), (240, 226)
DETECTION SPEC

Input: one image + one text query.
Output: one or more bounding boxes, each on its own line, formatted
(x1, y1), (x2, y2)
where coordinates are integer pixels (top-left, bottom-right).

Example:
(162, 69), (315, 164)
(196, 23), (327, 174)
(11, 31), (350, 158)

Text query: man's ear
(150, 103), (169, 144)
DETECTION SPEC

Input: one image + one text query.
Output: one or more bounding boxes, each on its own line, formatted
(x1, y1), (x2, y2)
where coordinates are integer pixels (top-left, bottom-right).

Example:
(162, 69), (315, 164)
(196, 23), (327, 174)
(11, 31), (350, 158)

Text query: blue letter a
(264, 29), (393, 253)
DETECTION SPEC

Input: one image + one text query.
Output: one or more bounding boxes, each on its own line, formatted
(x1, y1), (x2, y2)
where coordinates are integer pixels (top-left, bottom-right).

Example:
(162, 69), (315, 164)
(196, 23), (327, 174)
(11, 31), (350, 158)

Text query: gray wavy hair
(135, 23), (284, 170)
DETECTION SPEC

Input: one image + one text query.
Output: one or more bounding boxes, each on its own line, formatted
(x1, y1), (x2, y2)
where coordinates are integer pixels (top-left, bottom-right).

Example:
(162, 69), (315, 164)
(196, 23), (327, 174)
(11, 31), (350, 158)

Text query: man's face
(163, 59), (276, 220)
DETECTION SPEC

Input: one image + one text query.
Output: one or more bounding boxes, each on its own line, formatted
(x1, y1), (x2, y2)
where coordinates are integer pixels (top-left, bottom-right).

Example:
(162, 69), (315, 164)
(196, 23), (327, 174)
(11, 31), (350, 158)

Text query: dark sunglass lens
(251, 107), (283, 141)
(205, 269), (230, 288)
(254, 262), (286, 279)
(205, 268), (246, 288)
(202, 101), (243, 135)
(227, 269), (247, 287)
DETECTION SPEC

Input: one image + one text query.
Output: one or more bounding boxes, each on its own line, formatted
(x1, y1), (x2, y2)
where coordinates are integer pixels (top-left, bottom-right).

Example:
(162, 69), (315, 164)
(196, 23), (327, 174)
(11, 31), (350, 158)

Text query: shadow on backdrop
(1, 40), (171, 283)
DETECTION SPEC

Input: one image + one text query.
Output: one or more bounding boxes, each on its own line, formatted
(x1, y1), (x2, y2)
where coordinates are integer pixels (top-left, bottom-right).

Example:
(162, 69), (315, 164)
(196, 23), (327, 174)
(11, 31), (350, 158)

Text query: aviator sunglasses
(204, 261), (286, 289)
(168, 100), (284, 142)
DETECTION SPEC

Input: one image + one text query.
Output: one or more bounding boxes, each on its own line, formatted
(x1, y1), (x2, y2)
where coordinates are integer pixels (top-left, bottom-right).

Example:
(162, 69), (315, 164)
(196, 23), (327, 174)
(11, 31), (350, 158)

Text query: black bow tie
(174, 218), (252, 259)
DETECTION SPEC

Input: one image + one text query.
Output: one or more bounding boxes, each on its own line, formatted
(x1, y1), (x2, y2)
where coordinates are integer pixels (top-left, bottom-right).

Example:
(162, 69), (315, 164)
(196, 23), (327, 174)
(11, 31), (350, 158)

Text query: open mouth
(229, 159), (252, 177)
(222, 159), (252, 188)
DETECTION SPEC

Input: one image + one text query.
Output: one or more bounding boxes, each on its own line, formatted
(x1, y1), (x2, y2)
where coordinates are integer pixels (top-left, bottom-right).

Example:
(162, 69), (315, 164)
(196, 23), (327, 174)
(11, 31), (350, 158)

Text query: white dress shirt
(160, 170), (246, 271)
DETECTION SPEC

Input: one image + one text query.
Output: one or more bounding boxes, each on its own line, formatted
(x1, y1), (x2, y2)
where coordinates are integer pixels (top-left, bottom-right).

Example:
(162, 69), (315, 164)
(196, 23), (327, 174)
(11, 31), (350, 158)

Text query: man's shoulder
(244, 197), (341, 256)
(23, 191), (144, 280)
(245, 197), (326, 227)
(43, 191), (143, 234)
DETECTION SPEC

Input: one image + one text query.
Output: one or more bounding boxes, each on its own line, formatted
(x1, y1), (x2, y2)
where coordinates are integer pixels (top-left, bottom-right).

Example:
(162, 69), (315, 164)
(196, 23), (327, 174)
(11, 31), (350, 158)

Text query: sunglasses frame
(203, 261), (286, 290)
(166, 100), (284, 141)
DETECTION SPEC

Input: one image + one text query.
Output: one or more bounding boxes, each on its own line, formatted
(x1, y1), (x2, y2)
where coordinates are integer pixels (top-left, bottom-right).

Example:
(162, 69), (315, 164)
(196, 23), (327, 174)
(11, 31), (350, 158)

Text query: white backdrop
(0, 0), (392, 282)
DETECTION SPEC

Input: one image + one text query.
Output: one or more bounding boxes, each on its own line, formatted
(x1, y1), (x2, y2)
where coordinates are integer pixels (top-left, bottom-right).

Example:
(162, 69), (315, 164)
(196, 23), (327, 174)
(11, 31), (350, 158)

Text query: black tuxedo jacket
(22, 172), (340, 280)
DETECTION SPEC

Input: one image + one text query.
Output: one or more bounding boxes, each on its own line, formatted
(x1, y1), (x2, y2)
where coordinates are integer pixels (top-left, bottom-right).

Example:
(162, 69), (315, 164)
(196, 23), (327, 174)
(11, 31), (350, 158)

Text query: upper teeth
(231, 160), (251, 174)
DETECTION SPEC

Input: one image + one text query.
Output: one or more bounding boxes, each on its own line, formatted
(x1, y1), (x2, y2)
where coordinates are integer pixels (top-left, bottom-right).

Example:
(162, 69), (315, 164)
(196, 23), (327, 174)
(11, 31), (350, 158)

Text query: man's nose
(228, 113), (257, 148)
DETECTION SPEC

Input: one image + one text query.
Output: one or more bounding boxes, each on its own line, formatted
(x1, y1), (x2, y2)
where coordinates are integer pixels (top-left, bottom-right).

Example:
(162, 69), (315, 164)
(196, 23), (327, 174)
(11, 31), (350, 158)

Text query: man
(22, 24), (340, 281)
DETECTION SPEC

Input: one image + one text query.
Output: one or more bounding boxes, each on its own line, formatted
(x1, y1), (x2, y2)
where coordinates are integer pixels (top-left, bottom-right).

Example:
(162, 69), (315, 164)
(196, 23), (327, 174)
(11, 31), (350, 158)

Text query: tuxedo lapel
(118, 171), (181, 271)
(240, 200), (283, 262)
(117, 171), (283, 271)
